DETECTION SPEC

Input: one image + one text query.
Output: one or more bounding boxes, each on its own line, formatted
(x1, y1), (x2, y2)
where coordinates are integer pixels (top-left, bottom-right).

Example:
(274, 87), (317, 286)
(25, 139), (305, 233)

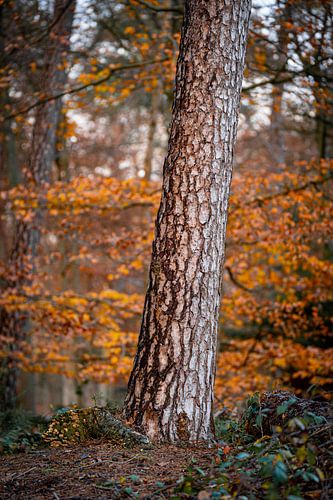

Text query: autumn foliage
(1, 159), (332, 405)
(0, 0), (332, 410)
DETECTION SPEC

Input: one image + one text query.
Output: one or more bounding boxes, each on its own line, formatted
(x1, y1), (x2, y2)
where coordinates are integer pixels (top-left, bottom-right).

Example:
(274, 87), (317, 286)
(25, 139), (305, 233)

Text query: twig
(136, 0), (183, 14)
(225, 266), (254, 293)
(79, 453), (145, 469)
(318, 438), (333, 449)
(11, 466), (37, 479)
(289, 423), (331, 438)
(239, 328), (263, 368)
(34, 0), (75, 44)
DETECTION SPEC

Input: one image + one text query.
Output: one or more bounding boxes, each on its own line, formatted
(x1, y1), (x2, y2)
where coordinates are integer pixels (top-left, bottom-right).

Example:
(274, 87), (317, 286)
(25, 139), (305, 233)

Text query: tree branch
(234, 173), (333, 209)
(225, 266), (254, 293)
(3, 57), (169, 121)
(242, 75), (295, 93)
(135, 0), (183, 14)
(33, 0), (76, 44)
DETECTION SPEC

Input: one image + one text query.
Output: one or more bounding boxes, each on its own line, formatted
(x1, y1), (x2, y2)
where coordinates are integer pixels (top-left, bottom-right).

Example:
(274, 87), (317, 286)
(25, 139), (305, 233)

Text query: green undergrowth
(168, 393), (332, 499)
(0, 408), (48, 453)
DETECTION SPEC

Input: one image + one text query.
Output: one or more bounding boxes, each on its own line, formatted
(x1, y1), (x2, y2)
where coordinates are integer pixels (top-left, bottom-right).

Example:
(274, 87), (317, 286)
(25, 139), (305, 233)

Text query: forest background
(0, 0), (332, 415)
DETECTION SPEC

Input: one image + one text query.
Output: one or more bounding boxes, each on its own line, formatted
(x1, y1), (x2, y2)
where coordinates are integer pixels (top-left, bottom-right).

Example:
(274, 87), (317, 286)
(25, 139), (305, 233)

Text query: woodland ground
(0, 393), (332, 499)
(0, 441), (212, 499)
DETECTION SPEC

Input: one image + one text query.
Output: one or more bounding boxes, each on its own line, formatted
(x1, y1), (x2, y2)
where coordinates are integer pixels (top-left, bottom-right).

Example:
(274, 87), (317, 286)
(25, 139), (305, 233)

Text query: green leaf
(294, 418), (305, 430)
(306, 447), (316, 465)
(123, 486), (133, 494)
(219, 461), (232, 470)
(96, 480), (115, 489)
(273, 460), (288, 483)
(182, 480), (193, 494)
(235, 452), (251, 460)
(307, 472), (319, 483)
(315, 467), (325, 481)
(255, 414), (262, 427)
(301, 471), (310, 481)
(129, 474), (140, 484)
(296, 445), (307, 463)
(276, 398), (297, 416)
(276, 404), (289, 416)
(305, 411), (326, 424)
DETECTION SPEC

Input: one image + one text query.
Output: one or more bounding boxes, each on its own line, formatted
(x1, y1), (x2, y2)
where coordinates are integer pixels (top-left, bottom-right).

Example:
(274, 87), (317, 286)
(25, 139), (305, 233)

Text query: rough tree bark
(124, 0), (251, 442)
(0, 0), (76, 410)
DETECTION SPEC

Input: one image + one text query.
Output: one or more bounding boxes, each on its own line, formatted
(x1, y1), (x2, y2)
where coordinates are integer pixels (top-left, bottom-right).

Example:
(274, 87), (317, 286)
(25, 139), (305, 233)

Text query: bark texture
(124, 0), (251, 442)
(0, 0), (76, 410)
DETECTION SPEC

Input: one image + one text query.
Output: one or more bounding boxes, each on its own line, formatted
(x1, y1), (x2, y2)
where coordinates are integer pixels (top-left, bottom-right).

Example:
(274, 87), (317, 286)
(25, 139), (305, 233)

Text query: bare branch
(225, 266), (254, 293)
(135, 0), (183, 14)
(233, 173), (333, 209)
(3, 57), (169, 121)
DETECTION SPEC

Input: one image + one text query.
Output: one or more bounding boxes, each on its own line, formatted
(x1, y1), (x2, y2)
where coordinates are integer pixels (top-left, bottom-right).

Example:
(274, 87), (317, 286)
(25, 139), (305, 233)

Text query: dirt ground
(0, 441), (213, 499)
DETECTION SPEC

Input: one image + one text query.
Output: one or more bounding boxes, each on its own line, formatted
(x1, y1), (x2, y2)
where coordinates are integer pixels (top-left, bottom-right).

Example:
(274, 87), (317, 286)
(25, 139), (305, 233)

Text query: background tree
(0, 0), (76, 410)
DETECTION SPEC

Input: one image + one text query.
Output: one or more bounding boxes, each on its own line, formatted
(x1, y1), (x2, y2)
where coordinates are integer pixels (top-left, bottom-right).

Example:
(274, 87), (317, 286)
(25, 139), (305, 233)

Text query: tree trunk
(124, 0), (251, 442)
(269, 1), (290, 167)
(143, 88), (159, 181)
(0, 0), (76, 411)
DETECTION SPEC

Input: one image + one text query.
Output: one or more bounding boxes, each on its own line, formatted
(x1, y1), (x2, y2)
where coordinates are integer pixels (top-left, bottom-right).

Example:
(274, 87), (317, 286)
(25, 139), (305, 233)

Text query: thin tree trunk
(0, 2), (20, 264)
(269, 1), (290, 167)
(0, 0), (76, 410)
(124, 0), (251, 442)
(143, 88), (159, 181)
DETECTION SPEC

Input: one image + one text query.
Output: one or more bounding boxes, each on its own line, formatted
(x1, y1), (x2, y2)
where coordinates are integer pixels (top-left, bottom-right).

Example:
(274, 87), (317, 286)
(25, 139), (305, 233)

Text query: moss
(43, 406), (149, 448)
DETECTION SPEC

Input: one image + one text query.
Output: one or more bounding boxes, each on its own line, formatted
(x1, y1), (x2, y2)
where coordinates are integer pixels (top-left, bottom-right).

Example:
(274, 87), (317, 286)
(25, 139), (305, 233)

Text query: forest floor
(1, 392), (332, 499)
(0, 440), (213, 499)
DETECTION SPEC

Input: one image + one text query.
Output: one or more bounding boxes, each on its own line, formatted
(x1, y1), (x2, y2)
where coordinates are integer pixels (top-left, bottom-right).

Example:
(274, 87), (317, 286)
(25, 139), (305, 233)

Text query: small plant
(163, 392), (332, 499)
(0, 408), (48, 454)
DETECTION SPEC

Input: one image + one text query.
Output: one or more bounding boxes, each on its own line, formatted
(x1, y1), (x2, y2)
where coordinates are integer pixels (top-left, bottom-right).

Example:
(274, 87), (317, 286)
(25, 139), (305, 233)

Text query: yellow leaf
(124, 26), (135, 35)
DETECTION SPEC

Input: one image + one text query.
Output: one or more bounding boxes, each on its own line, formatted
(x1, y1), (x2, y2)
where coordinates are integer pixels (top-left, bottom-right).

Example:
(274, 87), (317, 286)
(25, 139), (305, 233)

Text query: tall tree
(268, 0), (291, 166)
(124, 0), (251, 442)
(0, 0), (76, 410)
